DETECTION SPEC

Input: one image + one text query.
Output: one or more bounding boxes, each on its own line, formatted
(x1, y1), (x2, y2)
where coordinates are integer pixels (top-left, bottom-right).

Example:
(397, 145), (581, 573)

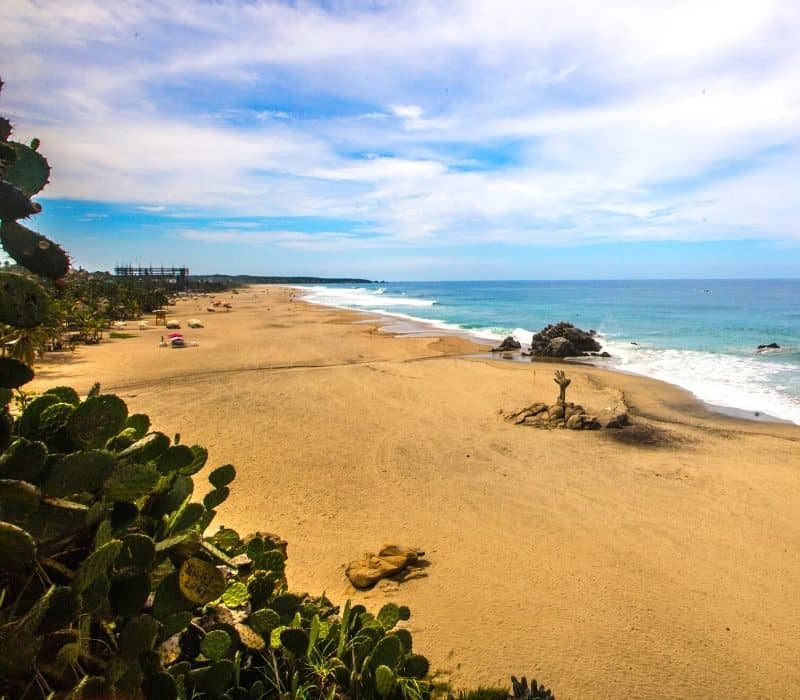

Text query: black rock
(757, 342), (780, 350)
(491, 336), (522, 352)
(529, 321), (602, 358)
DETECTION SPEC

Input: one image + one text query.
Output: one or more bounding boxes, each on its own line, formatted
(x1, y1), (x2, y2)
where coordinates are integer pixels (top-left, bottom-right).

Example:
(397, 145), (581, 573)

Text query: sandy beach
(29, 285), (800, 699)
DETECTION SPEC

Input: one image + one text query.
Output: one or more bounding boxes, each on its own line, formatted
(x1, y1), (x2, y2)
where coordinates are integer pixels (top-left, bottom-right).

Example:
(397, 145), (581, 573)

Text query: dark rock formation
(757, 342), (780, 350)
(491, 335), (522, 352)
(530, 321), (601, 358)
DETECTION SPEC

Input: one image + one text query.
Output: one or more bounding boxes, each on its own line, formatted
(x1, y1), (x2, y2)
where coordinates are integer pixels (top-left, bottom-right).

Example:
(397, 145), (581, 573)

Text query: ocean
(298, 280), (800, 425)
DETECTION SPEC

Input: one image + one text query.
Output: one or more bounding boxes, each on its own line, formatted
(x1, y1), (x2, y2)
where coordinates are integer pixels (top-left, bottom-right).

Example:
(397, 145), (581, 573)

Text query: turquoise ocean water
(299, 280), (800, 425)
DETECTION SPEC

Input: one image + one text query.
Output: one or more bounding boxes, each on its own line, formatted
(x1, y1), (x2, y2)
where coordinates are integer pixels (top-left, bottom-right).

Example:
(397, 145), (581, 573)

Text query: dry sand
(30, 285), (800, 699)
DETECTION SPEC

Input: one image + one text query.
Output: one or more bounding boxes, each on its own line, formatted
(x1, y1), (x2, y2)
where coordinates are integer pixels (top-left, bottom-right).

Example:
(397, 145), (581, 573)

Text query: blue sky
(3, 0), (800, 279)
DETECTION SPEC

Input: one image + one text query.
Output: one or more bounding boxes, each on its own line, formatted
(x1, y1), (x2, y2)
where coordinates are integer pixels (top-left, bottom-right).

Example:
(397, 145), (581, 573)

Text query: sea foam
(601, 338), (800, 424)
(298, 285), (436, 308)
(297, 283), (800, 425)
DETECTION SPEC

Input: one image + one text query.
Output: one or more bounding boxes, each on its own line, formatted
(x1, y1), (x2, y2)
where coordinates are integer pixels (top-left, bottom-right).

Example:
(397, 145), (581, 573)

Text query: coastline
(295, 285), (795, 426)
(27, 284), (800, 699)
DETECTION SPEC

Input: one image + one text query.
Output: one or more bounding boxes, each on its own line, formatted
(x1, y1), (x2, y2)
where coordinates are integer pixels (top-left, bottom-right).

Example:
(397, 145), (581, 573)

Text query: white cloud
(2, 0), (800, 249)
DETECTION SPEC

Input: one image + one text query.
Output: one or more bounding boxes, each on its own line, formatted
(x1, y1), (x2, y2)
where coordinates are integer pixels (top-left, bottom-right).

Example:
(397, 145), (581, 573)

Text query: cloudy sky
(3, 0), (800, 278)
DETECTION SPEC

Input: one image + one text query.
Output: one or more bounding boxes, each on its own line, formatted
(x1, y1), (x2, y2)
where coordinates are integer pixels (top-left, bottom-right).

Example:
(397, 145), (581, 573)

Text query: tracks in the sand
(101, 352), (478, 393)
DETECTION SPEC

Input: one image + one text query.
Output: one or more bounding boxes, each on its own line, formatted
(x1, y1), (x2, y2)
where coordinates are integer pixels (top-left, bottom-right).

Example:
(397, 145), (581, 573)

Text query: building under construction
(114, 265), (189, 289)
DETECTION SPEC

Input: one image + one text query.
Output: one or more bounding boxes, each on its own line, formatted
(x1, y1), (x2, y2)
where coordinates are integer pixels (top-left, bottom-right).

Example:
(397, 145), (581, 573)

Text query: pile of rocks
(529, 321), (602, 358)
(505, 399), (629, 431)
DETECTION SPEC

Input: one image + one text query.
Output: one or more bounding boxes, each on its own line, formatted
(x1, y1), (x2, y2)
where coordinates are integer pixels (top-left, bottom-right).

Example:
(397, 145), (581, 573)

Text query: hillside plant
(0, 78), (557, 700)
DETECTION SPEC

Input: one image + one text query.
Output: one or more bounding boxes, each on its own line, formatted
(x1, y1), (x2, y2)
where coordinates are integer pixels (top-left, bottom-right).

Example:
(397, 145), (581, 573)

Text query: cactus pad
(157, 444), (195, 474)
(74, 539), (123, 592)
(0, 357), (35, 389)
(119, 431), (170, 463)
(0, 437), (47, 481)
(221, 581), (249, 608)
(200, 629), (231, 661)
(0, 220), (69, 279)
(150, 473), (193, 518)
(191, 659), (235, 697)
(0, 520), (36, 570)
(272, 593), (302, 617)
(36, 401), (76, 452)
(377, 603), (401, 630)
(43, 385), (81, 406)
(1, 141), (50, 195)
(178, 444), (207, 475)
(247, 573), (275, 609)
(234, 623), (265, 650)
(398, 605), (411, 621)
(208, 464), (235, 488)
(206, 526), (243, 554)
(178, 557), (225, 605)
(119, 614), (160, 659)
(124, 413), (151, 438)
(170, 501), (205, 533)
(370, 635), (402, 671)
(248, 608), (280, 636)
(0, 179), (41, 220)
(280, 628), (310, 656)
(17, 393), (60, 438)
(105, 426), (138, 451)
(375, 665), (396, 696)
(103, 462), (160, 502)
(68, 394), (128, 448)
(115, 533), (155, 572)
(43, 449), (115, 498)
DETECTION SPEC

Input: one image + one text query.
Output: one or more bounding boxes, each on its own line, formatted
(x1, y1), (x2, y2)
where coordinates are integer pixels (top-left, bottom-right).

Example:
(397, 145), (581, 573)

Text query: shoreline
(27, 284), (800, 699)
(293, 285), (796, 427)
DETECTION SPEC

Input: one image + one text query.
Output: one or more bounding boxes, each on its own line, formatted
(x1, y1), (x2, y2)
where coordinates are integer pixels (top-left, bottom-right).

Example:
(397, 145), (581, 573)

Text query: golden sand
(30, 285), (800, 699)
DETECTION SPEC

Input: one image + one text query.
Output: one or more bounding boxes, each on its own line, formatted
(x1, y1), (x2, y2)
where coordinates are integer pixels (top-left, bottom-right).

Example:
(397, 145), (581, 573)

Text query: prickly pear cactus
(0, 220), (69, 279)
